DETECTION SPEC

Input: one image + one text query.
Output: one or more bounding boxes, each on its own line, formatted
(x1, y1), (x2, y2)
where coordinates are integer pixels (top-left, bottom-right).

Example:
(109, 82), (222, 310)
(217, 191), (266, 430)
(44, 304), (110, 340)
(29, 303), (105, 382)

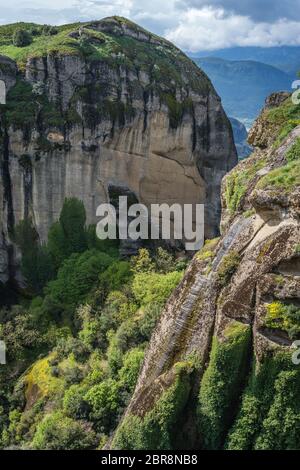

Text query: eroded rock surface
(0, 17), (237, 282)
(111, 93), (300, 450)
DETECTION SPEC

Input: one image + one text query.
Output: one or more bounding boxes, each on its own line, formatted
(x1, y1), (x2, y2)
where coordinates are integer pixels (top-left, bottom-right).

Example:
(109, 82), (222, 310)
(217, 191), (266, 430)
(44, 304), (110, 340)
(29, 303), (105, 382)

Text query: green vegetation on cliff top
(0, 22), (81, 67)
(225, 96), (300, 216)
(265, 97), (300, 148)
(0, 17), (211, 94)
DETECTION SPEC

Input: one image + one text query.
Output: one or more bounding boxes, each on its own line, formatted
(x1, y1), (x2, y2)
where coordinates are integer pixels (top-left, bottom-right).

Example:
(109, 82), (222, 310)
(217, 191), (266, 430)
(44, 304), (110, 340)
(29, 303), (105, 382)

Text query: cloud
(0, 0), (133, 25)
(175, 0), (300, 22)
(166, 6), (300, 51)
(1, 0), (300, 52)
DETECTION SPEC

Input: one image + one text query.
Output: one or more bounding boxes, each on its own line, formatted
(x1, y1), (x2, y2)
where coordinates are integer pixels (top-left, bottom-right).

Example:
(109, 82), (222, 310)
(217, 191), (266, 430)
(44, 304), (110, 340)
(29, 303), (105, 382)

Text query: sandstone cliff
(111, 93), (300, 450)
(0, 17), (237, 283)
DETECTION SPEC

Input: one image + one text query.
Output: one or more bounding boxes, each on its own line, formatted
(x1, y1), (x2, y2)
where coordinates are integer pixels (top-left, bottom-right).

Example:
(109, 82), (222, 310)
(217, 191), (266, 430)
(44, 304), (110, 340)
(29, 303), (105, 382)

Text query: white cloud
(1, 0), (300, 52)
(176, 0), (300, 23)
(165, 7), (300, 51)
(74, 0), (133, 20)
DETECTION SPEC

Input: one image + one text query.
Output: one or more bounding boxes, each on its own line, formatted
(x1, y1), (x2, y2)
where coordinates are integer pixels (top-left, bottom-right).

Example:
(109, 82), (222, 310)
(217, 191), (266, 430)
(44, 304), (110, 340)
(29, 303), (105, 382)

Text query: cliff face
(0, 17), (237, 282)
(111, 94), (300, 450)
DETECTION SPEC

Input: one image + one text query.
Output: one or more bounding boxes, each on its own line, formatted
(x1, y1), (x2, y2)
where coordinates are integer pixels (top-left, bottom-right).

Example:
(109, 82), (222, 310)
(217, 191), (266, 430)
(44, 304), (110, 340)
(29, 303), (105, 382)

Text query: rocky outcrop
(110, 93), (300, 450)
(264, 91), (290, 110)
(0, 17), (237, 282)
(0, 55), (16, 96)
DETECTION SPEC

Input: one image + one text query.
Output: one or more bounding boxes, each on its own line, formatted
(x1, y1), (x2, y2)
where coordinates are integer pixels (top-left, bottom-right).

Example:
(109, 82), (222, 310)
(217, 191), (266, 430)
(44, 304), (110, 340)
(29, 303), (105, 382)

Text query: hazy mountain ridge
(193, 56), (292, 125)
(190, 46), (300, 75)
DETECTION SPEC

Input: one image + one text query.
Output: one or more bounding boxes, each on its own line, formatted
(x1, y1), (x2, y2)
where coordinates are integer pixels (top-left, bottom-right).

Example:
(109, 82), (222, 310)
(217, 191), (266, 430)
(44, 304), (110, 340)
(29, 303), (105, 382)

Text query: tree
(12, 29), (32, 47)
(99, 260), (132, 294)
(14, 219), (54, 293)
(32, 411), (97, 450)
(84, 379), (121, 432)
(22, 244), (55, 294)
(41, 25), (58, 36)
(86, 224), (119, 257)
(59, 198), (87, 257)
(118, 348), (144, 393)
(13, 218), (39, 254)
(131, 248), (155, 274)
(43, 250), (113, 320)
(48, 198), (88, 268)
(154, 247), (176, 273)
(47, 222), (68, 270)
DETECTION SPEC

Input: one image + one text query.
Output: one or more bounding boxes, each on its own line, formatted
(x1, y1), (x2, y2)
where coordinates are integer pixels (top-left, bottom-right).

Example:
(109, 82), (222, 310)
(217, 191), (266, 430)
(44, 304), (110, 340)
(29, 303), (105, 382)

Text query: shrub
(257, 160), (300, 193)
(55, 337), (90, 362)
(225, 159), (265, 213)
(118, 348), (144, 393)
(43, 250), (112, 320)
(266, 97), (300, 147)
(264, 301), (300, 339)
(217, 251), (240, 287)
(84, 379), (121, 432)
(78, 303), (113, 351)
(42, 25), (58, 36)
(78, 318), (100, 350)
(0, 306), (44, 362)
(138, 303), (162, 340)
(132, 271), (183, 306)
(32, 411), (97, 450)
(131, 248), (155, 274)
(5, 79), (37, 128)
(12, 29), (32, 47)
(107, 332), (124, 374)
(227, 353), (300, 450)
(286, 138), (300, 162)
(254, 369), (300, 450)
(154, 247), (176, 273)
(196, 238), (219, 261)
(103, 291), (137, 325)
(63, 384), (90, 419)
(99, 261), (132, 293)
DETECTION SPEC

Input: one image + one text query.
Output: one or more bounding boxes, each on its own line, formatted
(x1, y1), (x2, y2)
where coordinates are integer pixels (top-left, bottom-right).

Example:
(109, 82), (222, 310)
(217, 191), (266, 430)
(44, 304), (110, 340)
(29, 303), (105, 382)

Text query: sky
(0, 0), (300, 52)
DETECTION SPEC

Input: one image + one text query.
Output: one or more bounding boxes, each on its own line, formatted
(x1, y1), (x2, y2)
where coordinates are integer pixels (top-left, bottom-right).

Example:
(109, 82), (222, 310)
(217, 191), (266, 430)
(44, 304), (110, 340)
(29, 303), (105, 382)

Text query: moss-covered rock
(112, 361), (194, 450)
(197, 322), (251, 449)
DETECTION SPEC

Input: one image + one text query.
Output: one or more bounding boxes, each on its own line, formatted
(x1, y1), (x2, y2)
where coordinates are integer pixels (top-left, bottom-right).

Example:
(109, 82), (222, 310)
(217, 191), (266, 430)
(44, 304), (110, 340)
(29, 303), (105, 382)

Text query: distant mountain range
(193, 56), (292, 126)
(190, 46), (300, 76)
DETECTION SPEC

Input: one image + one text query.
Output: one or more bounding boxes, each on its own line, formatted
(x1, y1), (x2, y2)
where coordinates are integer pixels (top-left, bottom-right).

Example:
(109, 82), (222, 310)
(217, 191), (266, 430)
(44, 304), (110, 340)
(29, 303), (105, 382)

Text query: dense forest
(0, 198), (185, 449)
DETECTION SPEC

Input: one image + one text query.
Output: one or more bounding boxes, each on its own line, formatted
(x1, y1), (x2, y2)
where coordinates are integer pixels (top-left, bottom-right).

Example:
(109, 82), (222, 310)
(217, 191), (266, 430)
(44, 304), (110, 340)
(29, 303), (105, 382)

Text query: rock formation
(111, 93), (300, 450)
(0, 17), (237, 282)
